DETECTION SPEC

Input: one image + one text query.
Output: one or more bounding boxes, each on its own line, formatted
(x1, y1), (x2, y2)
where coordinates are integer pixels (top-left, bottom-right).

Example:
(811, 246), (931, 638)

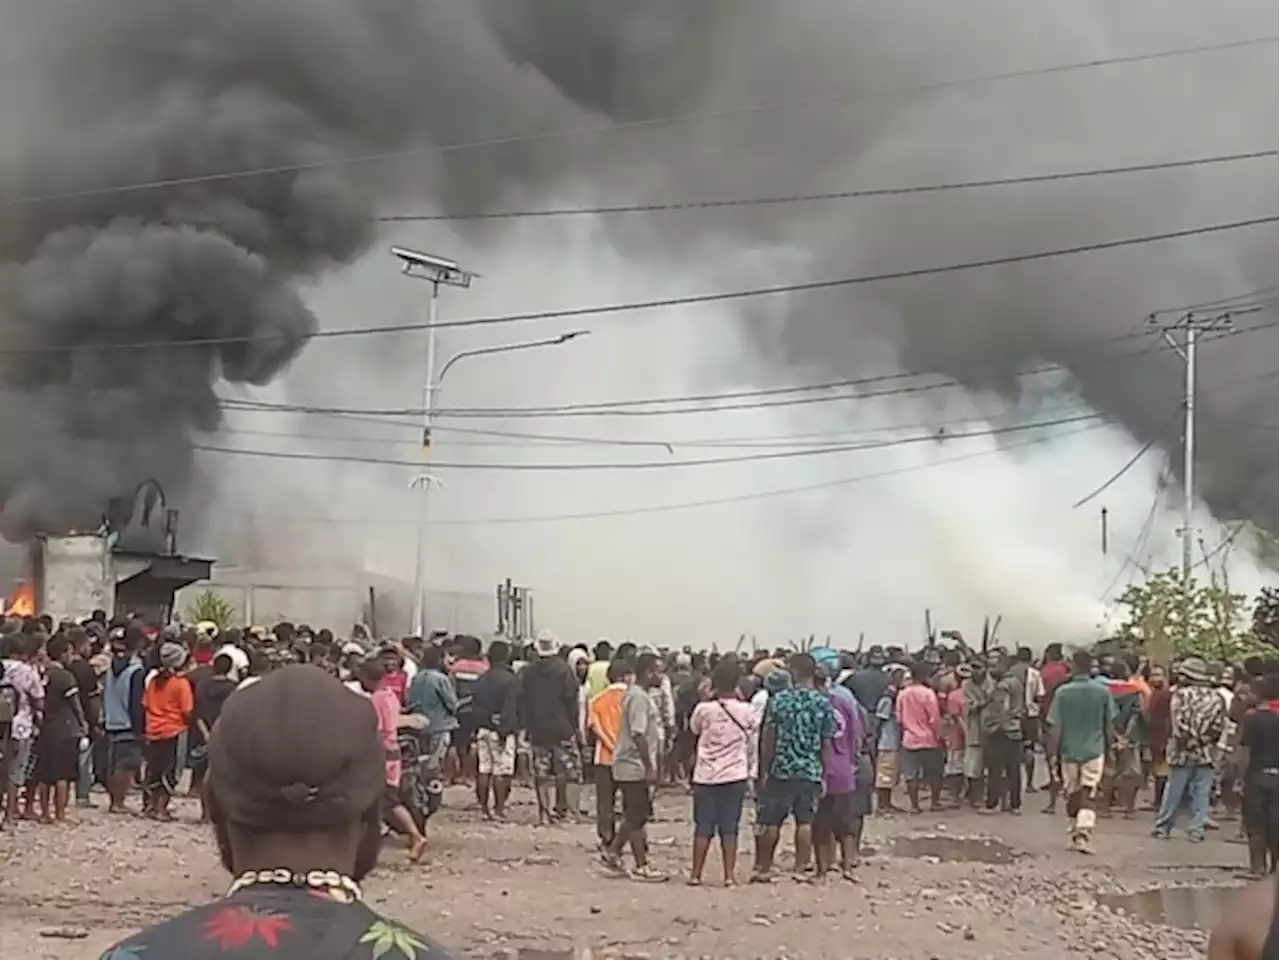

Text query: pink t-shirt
(369, 687), (402, 787)
(689, 697), (757, 785)
(896, 683), (942, 751)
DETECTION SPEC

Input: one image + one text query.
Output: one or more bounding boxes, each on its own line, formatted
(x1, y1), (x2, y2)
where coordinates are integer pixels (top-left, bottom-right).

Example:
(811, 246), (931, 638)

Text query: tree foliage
(184, 589), (237, 631)
(1116, 567), (1275, 664)
(1253, 586), (1278, 648)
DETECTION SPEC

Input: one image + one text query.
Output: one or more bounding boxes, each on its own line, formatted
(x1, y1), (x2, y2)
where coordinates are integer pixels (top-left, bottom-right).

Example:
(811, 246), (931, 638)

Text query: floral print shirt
(99, 885), (453, 960)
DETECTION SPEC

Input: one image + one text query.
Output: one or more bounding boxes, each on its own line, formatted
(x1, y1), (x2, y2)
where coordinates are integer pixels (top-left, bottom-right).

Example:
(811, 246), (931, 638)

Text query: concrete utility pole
(1154, 308), (1233, 641)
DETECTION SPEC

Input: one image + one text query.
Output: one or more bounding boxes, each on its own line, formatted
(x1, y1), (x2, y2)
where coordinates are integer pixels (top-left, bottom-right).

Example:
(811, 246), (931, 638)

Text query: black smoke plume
(1, 0), (1274, 544)
(0, 0), (586, 540)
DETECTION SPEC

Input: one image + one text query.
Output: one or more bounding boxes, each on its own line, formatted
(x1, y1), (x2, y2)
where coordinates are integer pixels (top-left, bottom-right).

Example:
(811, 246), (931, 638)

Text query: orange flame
(6, 582), (34, 617)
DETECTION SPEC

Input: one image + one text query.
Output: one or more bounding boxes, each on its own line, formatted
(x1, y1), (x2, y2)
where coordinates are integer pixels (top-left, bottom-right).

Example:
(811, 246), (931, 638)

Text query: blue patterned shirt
(764, 686), (837, 783)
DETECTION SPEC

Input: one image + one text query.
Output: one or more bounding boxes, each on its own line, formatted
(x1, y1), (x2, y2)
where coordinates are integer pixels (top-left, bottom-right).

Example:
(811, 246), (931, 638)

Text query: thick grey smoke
(466, 0), (1279, 530)
(0, 0), (591, 540)
(1, 0), (1273, 638)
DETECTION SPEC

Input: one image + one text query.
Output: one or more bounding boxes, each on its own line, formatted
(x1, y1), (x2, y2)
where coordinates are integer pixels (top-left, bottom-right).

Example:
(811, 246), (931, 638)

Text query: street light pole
(392, 247), (477, 638)
(391, 245), (590, 637)
(407, 330), (589, 636)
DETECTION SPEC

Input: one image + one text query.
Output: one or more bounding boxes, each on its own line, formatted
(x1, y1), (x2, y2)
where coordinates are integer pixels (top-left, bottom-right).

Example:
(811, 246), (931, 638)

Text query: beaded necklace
(226, 869), (363, 904)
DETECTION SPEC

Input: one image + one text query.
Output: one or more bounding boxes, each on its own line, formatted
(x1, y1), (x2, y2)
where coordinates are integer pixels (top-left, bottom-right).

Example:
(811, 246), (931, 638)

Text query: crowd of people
(1, 613), (1275, 886)
(0, 611), (1276, 959)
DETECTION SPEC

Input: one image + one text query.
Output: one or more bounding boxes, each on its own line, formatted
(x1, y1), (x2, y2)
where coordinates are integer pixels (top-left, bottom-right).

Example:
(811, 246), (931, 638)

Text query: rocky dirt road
(0, 787), (1247, 959)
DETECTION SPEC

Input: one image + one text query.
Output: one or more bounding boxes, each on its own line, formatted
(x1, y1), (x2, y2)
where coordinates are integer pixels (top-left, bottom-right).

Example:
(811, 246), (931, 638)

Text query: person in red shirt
(1038, 643), (1071, 814)
(940, 667), (968, 808)
(895, 661), (944, 813)
(376, 646), (408, 706)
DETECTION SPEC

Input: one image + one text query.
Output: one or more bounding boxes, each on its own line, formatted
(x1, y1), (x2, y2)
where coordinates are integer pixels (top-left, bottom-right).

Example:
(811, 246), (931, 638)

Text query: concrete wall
(175, 566), (494, 638)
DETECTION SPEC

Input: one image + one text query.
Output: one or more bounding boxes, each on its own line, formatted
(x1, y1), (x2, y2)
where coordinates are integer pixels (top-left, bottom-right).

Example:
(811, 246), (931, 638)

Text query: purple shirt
(824, 688), (861, 794)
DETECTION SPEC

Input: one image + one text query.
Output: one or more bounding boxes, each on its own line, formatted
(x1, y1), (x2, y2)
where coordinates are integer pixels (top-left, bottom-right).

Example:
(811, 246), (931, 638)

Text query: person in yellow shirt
(587, 658), (632, 850)
(584, 640), (614, 700)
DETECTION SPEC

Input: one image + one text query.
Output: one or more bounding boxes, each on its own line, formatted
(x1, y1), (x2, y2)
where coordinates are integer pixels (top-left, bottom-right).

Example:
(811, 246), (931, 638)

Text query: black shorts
(107, 733), (144, 775)
(813, 791), (860, 842)
(32, 737), (79, 785)
(901, 747), (944, 784)
(454, 717), (477, 754)
(1242, 773), (1278, 838)
(618, 780), (653, 832)
(143, 738), (180, 795)
(851, 754), (874, 818)
(383, 782), (404, 812)
(757, 778), (821, 827)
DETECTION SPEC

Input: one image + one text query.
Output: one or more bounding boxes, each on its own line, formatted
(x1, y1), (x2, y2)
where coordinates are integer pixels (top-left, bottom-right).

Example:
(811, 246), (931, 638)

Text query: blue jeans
(1154, 763), (1214, 838)
(692, 780), (748, 840)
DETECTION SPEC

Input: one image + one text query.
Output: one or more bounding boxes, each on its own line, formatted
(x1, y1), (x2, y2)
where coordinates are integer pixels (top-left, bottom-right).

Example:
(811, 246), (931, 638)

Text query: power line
(219, 317), (1277, 421)
(7, 36), (1274, 210)
(1148, 285), (1280, 317)
(192, 411), (1107, 471)
(210, 419), (1111, 528)
(3, 215), (1276, 356)
(1195, 521), (1251, 570)
(375, 150), (1277, 221)
(1069, 406), (1186, 510)
(218, 404), (1097, 450)
(1071, 436), (1162, 510)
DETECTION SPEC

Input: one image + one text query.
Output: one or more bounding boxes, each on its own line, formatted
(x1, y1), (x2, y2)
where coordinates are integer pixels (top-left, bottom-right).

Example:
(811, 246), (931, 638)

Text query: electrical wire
(6, 36), (1273, 209)
(217, 404), (1096, 450)
(211, 418), (1111, 528)
(2, 215), (1275, 356)
(1195, 521), (1250, 570)
(1069, 406), (1186, 510)
(192, 411), (1107, 471)
(219, 317), (1277, 422)
(375, 150), (1277, 221)
(1148, 285), (1280, 317)
(1071, 436), (1162, 510)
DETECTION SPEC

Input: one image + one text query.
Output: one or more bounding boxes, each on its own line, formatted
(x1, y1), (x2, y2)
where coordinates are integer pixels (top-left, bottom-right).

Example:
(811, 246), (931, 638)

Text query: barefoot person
(141, 642), (194, 821)
(31, 636), (87, 824)
(1237, 672), (1278, 877)
(752, 653), (837, 883)
(470, 640), (519, 820)
(97, 665), (455, 959)
(355, 662), (428, 862)
(688, 658), (755, 887)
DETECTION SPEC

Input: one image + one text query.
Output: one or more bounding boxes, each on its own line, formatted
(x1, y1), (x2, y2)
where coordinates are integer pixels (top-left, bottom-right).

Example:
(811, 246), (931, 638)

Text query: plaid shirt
(1167, 685), (1227, 767)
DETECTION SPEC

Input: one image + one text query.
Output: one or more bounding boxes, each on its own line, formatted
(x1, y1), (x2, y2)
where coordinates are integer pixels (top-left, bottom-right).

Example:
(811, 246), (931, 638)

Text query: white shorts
(1062, 755), (1105, 796)
(476, 730), (516, 777)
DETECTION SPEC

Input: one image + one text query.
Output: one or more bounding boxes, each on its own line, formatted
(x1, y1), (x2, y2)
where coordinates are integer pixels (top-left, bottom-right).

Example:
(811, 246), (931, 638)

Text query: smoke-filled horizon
(0, 0), (1275, 642)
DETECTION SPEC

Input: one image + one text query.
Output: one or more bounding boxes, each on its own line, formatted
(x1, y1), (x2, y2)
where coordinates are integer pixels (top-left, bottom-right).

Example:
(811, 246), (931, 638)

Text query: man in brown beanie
(98, 665), (454, 959)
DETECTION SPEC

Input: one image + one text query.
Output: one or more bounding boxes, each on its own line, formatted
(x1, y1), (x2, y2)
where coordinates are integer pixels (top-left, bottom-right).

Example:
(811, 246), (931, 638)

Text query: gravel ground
(0, 786), (1245, 959)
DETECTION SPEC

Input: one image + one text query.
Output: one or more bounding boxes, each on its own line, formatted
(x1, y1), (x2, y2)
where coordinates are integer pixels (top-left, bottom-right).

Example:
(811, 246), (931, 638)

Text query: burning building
(4, 480), (211, 625)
